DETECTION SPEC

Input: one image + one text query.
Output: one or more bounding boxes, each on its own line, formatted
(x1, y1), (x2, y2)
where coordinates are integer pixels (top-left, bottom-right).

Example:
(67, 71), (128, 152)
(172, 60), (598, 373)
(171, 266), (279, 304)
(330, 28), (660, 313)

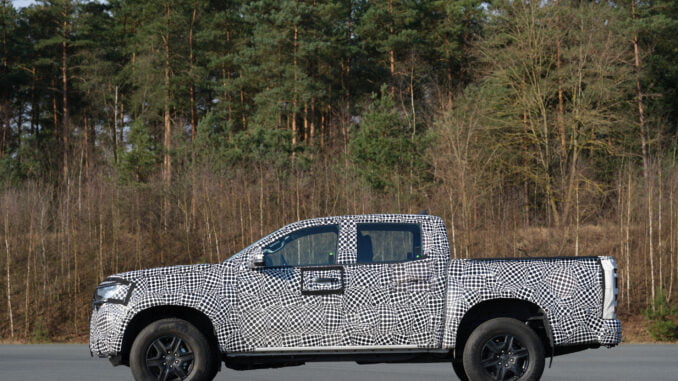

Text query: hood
(109, 263), (216, 283)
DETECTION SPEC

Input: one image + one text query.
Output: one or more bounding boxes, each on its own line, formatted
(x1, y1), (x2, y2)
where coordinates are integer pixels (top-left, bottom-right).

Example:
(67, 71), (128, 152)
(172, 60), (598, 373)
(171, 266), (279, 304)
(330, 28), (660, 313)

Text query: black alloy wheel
(478, 334), (529, 380)
(144, 335), (195, 380)
(462, 317), (545, 381)
(130, 318), (218, 381)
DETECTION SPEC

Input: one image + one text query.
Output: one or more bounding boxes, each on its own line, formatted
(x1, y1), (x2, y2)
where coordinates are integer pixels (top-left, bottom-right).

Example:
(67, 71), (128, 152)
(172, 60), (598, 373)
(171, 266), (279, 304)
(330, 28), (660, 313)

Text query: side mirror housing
(250, 247), (265, 269)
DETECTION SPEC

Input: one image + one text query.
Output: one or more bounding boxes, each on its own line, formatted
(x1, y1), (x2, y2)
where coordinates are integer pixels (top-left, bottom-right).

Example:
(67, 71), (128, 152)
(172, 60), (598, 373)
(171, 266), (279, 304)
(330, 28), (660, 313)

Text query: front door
(236, 223), (347, 350)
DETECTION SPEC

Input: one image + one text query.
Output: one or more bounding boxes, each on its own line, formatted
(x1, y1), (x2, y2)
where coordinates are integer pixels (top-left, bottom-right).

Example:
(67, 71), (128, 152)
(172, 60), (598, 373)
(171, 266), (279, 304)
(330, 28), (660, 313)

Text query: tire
(130, 318), (218, 381)
(452, 358), (469, 381)
(462, 318), (544, 381)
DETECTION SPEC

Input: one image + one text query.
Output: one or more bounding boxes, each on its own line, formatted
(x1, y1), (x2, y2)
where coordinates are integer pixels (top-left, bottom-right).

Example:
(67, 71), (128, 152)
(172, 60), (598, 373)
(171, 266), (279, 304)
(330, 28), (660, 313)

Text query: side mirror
(249, 247), (265, 269)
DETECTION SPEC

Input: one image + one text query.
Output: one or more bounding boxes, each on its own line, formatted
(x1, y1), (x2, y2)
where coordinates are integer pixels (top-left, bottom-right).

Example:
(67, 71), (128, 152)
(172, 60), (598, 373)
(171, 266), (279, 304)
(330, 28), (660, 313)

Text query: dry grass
(619, 314), (655, 343)
(1, 161), (678, 344)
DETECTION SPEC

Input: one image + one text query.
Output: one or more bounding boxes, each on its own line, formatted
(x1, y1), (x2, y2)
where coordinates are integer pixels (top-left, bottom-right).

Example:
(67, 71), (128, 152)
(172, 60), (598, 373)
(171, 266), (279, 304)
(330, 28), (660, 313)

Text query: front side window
(356, 223), (423, 263)
(263, 225), (338, 267)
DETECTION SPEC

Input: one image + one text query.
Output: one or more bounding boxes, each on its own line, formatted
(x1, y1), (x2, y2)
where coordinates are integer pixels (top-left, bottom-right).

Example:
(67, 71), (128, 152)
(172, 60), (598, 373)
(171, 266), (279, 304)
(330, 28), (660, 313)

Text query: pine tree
(349, 86), (426, 191)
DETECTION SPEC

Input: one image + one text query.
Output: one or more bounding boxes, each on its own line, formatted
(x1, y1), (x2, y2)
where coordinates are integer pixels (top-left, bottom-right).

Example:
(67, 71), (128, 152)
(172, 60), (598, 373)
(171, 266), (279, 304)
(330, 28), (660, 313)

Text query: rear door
(342, 220), (447, 348)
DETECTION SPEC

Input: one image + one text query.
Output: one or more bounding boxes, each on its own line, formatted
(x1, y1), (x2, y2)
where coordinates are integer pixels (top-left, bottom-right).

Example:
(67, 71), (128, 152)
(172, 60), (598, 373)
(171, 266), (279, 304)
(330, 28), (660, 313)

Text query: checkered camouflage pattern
(89, 214), (621, 359)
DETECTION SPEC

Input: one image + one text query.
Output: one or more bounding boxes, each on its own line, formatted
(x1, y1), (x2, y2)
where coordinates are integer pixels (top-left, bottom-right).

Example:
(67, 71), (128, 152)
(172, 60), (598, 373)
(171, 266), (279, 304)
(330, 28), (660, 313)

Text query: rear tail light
(600, 257), (618, 319)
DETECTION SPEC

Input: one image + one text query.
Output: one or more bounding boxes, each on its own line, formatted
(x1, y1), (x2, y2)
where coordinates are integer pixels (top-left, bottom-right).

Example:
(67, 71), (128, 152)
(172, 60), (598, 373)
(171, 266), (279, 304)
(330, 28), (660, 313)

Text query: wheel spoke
(504, 335), (514, 352)
(177, 352), (194, 364)
(152, 340), (167, 355)
(146, 358), (164, 368)
(512, 347), (529, 360)
(481, 357), (499, 368)
(174, 365), (188, 379)
(159, 366), (171, 381)
(170, 337), (183, 353)
(496, 363), (507, 381)
(509, 360), (526, 378)
(485, 339), (503, 354)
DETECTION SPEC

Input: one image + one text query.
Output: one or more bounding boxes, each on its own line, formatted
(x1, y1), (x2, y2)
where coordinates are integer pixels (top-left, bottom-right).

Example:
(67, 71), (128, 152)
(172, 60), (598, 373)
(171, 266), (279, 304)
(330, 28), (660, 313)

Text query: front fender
(90, 263), (239, 357)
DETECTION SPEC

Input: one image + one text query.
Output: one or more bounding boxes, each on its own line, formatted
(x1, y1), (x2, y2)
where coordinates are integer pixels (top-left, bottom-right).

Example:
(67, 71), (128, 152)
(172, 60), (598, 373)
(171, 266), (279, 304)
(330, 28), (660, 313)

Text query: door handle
(315, 277), (339, 283)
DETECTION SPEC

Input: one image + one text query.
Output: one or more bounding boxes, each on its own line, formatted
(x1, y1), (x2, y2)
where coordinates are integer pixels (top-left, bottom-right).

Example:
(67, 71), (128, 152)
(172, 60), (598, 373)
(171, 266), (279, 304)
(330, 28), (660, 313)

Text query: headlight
(93, 278), (134, 307)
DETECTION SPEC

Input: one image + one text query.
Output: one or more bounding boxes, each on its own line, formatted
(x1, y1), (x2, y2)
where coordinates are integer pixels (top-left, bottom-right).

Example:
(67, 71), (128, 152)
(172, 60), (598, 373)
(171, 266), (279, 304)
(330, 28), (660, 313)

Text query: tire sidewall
(130, 318), (217, 381)
(462, 318), (545, 381)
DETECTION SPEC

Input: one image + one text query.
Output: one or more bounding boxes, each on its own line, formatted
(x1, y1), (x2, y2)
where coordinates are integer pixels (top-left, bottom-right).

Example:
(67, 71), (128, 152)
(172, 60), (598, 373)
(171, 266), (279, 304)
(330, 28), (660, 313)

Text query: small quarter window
(356, 223), (423, 263)
(263, 225), (338, 267)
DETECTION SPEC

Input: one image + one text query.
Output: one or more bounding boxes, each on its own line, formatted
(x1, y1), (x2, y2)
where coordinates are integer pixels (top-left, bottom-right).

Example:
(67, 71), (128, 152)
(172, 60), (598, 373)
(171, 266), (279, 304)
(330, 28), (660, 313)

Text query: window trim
(262, 224), (340, 268)
(355, 223), (424, 264)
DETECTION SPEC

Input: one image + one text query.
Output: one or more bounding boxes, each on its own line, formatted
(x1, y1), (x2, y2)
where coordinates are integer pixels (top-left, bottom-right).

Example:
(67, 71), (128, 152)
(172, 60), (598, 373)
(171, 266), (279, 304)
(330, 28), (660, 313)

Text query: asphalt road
(0, 344), (675, 380)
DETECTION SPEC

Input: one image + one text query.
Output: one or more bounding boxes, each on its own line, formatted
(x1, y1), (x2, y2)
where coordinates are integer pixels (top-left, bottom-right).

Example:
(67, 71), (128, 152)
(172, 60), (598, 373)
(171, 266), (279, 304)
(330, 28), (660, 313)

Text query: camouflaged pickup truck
(90, 214), (621, 381)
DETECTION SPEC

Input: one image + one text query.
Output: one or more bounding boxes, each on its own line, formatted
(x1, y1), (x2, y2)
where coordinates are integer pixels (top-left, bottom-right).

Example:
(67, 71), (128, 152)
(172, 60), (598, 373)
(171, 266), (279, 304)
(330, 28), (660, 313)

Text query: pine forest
(1, 0), (677, 342)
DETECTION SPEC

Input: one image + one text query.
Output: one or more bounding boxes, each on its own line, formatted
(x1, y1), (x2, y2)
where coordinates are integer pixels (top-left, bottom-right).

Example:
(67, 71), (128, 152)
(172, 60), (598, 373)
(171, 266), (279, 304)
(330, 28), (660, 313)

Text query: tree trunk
(658, 170), (663, 296)
(189, 1), (198, 142)
(113, 86), (118, 164)
(310, 99), (315, 145)
(162, 3), (172, 186)
(0, 0), (9, 160)
(25, 215), (33, 339)
(303, 103), (308, 143)
(52, 78), (59, 146)
(388, 0), (394, 75)
(30, 67), (37, 138)
(4, 213), (14, 338)
(632, 0), (655, 307)
(119, 95), (125, 149)
(555, 0), (565, 159)
(62, 34), (70, 182)
(240, 87), (246, 128)
(388, 0), (395, 98)
(83, 116), (89, 180)
(292, 24), (298, 146)
(625, 168), (631, 309)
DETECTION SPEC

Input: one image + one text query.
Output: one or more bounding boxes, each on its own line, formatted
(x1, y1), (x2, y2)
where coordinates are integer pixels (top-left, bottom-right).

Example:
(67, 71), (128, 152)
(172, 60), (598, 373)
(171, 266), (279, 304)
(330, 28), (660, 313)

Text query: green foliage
(0, 0), (675, 223)
(349, 86), (428, 191)
(224, 126), (294, 170)
(118, 120), (158, 183)
(189, 112), (295, 172)
(643, 289), (678, 342)
(30, 320), (50, 344)
(635, 0), (678, 138)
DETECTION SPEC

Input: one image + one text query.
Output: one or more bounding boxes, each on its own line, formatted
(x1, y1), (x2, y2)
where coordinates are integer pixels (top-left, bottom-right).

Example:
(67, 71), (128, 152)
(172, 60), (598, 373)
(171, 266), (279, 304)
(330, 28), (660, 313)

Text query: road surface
(0, 344), (675, 380)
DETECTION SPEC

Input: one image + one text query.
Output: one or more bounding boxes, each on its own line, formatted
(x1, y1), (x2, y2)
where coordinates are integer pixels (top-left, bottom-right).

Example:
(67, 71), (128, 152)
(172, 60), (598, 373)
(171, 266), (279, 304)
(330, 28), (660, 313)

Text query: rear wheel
(462, 318), (544, 381)
(130, 318), (218, 381)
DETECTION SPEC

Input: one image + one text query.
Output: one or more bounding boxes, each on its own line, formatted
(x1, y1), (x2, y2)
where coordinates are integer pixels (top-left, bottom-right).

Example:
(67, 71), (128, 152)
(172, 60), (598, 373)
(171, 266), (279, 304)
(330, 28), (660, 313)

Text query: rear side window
(263, 225), (338, 267)
(356, 223), (423, 263)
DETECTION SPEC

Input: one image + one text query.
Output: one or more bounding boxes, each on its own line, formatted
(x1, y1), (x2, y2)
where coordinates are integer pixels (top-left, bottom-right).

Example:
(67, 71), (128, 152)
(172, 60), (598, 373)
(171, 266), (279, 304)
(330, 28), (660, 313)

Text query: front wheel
(462, 318), (544, 381)
(130, 318), (218, 381)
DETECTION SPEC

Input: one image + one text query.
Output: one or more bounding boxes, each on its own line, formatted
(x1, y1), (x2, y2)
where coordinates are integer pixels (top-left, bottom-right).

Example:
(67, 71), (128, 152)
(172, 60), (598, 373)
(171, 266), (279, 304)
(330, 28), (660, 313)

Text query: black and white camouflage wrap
(89, 214), (621, 359)
(442, 258), (622, 348)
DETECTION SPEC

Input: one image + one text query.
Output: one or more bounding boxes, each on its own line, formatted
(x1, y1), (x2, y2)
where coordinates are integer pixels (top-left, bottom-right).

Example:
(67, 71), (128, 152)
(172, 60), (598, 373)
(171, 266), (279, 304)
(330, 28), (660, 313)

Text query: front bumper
(89, 302), (130, 358)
